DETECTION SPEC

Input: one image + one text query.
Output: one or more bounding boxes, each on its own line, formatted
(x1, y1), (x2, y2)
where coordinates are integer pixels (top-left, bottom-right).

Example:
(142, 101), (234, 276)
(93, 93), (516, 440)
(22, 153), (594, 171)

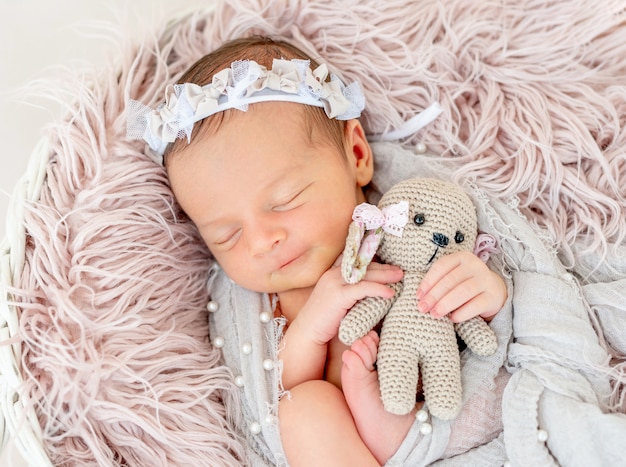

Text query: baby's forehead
(166, 102), (307, 161)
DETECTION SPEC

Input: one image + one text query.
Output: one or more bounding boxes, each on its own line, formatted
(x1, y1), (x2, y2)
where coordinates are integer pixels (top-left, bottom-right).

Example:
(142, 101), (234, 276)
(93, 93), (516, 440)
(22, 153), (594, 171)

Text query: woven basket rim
(1, 137), (54, 466)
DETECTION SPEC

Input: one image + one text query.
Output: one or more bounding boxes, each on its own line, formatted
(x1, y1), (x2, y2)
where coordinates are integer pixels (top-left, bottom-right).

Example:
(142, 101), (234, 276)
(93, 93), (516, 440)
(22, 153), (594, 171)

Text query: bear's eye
(455, 231), (465, 243)
(413, 213), (426, 225)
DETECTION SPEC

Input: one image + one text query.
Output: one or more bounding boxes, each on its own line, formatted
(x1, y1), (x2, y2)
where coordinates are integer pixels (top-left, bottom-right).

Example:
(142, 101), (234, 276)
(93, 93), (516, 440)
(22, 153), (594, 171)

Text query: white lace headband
(126, 58), (365, 158)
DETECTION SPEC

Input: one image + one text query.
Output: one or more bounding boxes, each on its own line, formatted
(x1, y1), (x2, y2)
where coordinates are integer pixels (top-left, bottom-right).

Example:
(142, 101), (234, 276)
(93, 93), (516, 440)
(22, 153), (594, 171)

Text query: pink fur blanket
(9, 0), (626, 465)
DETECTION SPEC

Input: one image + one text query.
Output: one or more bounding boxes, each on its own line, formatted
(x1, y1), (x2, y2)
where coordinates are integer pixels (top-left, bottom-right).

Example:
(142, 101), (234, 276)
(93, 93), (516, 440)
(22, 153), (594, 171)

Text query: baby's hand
(280, 262), (402, 390)
(295, 262), (403, 345)
(416, 250), (506, 323)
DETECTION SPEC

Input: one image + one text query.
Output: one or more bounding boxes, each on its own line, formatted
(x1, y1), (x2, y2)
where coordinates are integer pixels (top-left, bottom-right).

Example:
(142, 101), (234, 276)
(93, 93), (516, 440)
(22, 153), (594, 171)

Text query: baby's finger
(418, 270), (474, 314)
(420, 251), (485, 295)
(447, 292), (495, 323)
(426, 277), (481, 318)
(361, 263), (404, 284)
(338, 281), (396, 308)
(417, 253), (461, 292)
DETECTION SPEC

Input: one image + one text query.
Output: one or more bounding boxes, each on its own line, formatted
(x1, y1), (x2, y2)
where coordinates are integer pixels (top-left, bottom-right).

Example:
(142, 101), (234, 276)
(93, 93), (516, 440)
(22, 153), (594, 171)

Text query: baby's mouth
(278, 252), (304, 270)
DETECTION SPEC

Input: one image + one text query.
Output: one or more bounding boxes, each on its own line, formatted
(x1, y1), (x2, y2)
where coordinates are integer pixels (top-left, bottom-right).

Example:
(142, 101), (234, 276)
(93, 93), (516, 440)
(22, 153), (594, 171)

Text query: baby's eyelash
(213, 229), (241, 246)
(273, 198), (299, 211)
(272, 185), (310, 211)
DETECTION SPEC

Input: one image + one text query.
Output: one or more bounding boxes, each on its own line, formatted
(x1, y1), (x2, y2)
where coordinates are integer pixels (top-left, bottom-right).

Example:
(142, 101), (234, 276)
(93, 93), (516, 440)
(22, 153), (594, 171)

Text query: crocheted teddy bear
(339, 177), (498, 420)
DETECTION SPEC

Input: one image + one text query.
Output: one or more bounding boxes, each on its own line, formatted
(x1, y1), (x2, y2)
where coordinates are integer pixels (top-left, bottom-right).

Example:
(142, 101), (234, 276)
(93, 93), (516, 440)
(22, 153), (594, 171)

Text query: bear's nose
(432, 232), (449, 247)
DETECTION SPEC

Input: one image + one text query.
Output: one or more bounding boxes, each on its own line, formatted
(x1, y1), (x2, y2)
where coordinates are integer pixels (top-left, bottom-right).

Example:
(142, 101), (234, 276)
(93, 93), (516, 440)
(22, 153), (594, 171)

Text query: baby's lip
(277, 251), (305, 270)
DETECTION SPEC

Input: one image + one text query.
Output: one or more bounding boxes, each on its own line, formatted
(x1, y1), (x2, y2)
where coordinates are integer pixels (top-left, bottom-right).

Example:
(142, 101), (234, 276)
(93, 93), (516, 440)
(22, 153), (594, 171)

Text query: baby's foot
(341, 331), (418, 464)
(341, 331), (380, 412)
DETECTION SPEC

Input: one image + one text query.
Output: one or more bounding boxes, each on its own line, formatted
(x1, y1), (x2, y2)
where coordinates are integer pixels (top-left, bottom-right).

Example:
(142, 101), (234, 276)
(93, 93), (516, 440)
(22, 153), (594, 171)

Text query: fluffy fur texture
(8, 0), (626, 464)
(15, 46), (246, 467)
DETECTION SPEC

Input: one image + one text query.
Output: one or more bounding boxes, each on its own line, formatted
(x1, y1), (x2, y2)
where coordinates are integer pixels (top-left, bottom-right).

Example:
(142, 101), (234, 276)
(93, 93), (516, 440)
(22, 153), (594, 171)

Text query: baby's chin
(221, 270), (315, 295)
(266, 272), (321, 295)
(264, 267), (329, 295)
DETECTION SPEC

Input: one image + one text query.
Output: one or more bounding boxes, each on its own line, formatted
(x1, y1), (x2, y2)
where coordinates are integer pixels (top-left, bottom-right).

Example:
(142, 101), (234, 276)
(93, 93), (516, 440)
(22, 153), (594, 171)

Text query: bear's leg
(377, 329), (420, 415)
(421, 342), (463, 420)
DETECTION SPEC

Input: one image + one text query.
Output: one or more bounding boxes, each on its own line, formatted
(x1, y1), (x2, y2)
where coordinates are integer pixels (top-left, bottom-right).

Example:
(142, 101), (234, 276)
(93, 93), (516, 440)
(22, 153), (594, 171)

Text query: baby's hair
(164, 36), (348, 166)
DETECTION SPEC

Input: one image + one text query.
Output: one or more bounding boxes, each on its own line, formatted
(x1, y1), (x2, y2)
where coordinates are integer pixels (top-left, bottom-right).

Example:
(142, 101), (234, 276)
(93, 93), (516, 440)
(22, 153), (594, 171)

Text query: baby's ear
(344, 119), (373, 188)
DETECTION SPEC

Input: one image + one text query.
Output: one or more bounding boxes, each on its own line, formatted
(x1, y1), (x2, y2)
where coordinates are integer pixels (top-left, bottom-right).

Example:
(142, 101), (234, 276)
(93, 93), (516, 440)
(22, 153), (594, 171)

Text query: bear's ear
(341, 221), (382, 284)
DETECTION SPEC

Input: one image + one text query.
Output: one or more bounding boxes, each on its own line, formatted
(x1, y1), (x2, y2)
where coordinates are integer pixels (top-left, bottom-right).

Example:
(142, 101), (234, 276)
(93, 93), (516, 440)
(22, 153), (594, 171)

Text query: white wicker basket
(1, 138), (53, 466)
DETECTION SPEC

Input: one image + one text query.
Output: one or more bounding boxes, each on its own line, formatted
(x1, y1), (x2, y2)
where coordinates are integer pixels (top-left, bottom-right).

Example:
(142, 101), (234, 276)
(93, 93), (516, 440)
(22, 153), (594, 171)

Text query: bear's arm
(338, 282), (402, 345)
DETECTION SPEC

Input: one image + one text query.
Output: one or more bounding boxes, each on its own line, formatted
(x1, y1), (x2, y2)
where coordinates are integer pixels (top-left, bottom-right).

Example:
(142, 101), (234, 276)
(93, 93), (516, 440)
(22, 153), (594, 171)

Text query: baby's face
(168, 102), (370, 294)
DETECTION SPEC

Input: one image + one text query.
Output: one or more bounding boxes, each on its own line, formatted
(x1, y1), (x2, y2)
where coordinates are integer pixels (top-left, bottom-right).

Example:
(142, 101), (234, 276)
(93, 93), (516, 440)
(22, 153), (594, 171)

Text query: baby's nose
(432, 232), (449, 248)
(249, 224), (286, 256)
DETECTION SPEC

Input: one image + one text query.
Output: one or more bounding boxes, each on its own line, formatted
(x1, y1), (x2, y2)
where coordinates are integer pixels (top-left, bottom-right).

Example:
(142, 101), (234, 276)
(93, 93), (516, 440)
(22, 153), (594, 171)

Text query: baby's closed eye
(271, 183), (312, 212)
(212, 228), (242, 249)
